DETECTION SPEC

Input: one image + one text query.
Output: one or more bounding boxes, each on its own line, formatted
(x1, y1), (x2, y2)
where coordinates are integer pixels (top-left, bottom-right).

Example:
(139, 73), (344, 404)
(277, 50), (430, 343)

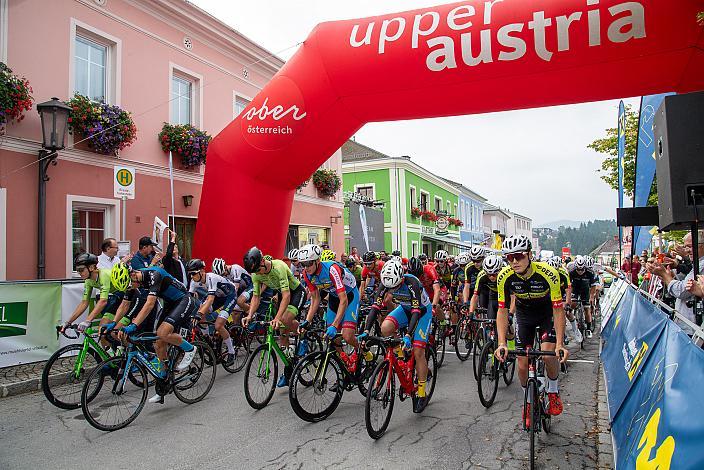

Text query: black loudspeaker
(654, 91), (704, 231)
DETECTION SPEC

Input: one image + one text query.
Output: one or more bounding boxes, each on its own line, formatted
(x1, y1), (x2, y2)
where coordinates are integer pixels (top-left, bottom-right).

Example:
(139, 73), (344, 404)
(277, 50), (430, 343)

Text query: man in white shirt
(97, 238), (120, 270)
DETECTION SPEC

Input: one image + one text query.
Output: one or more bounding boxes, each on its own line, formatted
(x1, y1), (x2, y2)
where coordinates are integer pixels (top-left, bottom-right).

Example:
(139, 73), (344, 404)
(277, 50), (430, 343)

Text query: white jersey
(189, 273), (236, 298)
(225, 264), (252, 290)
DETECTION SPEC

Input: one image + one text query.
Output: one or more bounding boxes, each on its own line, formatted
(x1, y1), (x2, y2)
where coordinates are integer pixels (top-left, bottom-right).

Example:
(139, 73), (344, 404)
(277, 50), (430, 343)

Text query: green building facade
(342, 140), (471, 257)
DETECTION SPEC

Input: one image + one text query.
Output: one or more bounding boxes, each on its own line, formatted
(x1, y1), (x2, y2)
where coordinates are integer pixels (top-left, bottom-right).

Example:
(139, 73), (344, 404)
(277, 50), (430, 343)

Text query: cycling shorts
(386, 304), (433, 349)
(325, 289), (360, 330)
(277, 284), (307, 317)
(515, 311), (556, 349)
(163, 295), (199, 330)
(571, 289), (590, 306)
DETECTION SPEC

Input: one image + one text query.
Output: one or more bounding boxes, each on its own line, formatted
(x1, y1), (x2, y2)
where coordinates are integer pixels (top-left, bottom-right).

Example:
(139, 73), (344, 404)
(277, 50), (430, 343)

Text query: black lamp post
(36, 97), (71, 279)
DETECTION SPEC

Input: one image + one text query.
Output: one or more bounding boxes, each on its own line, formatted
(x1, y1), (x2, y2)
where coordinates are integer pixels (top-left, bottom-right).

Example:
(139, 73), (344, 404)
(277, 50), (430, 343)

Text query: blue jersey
(140, 266), (187, 308)
(303, 261), (357, 297)
(373, 274), (431, 314)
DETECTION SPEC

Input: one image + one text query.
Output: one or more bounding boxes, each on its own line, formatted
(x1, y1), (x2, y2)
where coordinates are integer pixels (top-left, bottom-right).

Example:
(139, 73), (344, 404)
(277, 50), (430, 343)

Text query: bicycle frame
(69, 328), (111, 379)
(382, 346), (416, 396)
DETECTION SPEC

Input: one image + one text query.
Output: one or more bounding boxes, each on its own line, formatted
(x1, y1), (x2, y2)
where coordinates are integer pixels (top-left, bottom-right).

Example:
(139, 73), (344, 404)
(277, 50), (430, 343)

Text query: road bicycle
(80, 332), (216, 431)
(474, 318), (516, 408)
(188, 318), (251, 374)
(288, 332), (385, 422)
(364, 335), (438, 439)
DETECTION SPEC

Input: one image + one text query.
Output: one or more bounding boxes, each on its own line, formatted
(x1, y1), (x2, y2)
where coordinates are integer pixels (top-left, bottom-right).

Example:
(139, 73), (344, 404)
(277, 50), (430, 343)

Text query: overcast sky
(191, 0), (640, 226)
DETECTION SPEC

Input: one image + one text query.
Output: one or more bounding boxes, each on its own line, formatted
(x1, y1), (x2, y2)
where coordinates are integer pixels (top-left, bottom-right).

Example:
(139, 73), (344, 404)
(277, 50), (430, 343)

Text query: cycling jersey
(303, 261), (357, 297)
(290, 262), (305, 279)
(417, 264), (440, 300)
(473, 270), (499, 317)
(224, 264), (252, 292)
(189, 273), (237, 313)
(569, 269), (598, 305)
(497, 262), (563, 314)
(123, 287), (161, 333)
(362, 260), (384, 280)
(82, 269), (118, 301)
(252, 259), (301, 296)
(434, 262), (453, 286)
(463, 264), (483, 298)
(558, 267), (571, 298)
(450, 265), (466, 300)
(139, 266), (188, 309)
(371, 274), (432, 311)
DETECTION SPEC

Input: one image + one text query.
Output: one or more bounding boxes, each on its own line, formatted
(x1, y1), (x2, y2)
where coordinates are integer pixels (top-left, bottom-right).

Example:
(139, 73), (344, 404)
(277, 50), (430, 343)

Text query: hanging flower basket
(312, 169), (341, 198)
(421, 210), (438, 222)
(411, 207), (422, 218)
(159, 122), (211, 168)
(67, 94), (137, 155)
(0, 63), (33, 130)
(449, 217), (464, 227)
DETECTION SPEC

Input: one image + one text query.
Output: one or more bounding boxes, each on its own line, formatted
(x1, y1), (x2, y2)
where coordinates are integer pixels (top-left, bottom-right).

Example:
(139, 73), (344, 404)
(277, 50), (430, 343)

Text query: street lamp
(36, 97), (71, 279)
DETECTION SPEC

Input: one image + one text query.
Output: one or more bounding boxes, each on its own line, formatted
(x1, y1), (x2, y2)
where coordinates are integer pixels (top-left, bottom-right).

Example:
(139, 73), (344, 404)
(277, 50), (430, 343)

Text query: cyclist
(211, 258), (252, 294)
(360, 251), (384, 301)
(63, 253), (125, 345)
(450, 253), (469, 303)
(287, 249), (304, 279)
(391, 250), (409, 267)
(434, 250), (453, 290)
(242, 247), (307, 387)
(548, 256), (580, 343)
(494, 235), (568, 423)
(408, 257), (441, 318)
(187, 259), (238, 366)
(321, 250), (337, 262)
(568, 255), (598, 338)
(359, 260), (433, 413)
(469, 255), (502, 319)
(346, 258), (363, 288)
(462, 246), (486, 309)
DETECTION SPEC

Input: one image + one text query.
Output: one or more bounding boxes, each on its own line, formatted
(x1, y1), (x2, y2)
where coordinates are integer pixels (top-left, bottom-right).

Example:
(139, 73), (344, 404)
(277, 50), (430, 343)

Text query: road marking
(567, 359), (595, 364)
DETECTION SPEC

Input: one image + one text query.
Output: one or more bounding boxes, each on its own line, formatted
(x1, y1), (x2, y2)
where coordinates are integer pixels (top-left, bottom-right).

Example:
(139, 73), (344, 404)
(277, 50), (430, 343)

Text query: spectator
(131, 236), (158, 270)
(648, 231), (704, 335)
(340, 253), (348, 263)
(621, 255), (641, 284)
(350, 247), (362, 263)
(162, 230), (187, 284)
(97, 238), (120, 270)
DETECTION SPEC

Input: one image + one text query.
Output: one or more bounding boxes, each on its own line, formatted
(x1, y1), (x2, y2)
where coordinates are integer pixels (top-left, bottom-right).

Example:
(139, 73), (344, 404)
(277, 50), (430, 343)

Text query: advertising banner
(601, 290), (668, 421)
(612, 321), (704, 469)
(0, 282), (61, 367)
(601, 281), (632, 341)
(60, 282), (87, 349)
(348, 202), (385, 253)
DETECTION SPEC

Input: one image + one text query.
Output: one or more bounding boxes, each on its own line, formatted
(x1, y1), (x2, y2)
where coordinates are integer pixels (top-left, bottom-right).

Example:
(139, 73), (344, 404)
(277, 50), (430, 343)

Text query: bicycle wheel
(42, 344), (103, 410)
(222, 326), (251, 373)
(472, 327), (486, 381)
(289, 351), (344, 422)
(528, 380), (538, 470)
(365, 359), (395, 439)
(503, 356), (516, 386)
(414, 345), (438, 411)
(477, 342), (499, 408)
(436, 326), (447, 368)
(81, 356), (148, 432)
(174, 342), (217, 404)
(244, 344), (278, 409)
(454, 318), (472, 361)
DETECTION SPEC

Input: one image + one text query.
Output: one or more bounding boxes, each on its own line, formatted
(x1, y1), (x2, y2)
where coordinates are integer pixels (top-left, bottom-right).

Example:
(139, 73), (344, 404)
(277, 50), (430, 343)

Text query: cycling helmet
(298, 244), (322, 262)
(321, 250), (336, 262)
(482, 255), (503, 275)
(391, 250), (401, 257)
(574, 255), (587, 270)
(243, 247), (263, 273)
(362, 251), (377, 263)
(380, 260), (405, 288)
(110, 263), (131, 292)
(547, 256), (562, 270)
(287, 249), (300, 262)
(408, 257), (423, 276)
(74, 252), (98, 269)
(469, 246), (486, 261)
(418, 253), (428, 262)
(434, 250), (448, 261)
(212, 257), (227, 276)
(456, 253), (470, 266)
(186, 258), (206, 274)
(390, 255), (402, 264)
(345, 258), (356, 269)
(585, 256), (595, 269)
(264, 254), (273, 261)
(502, 235), (532, 254)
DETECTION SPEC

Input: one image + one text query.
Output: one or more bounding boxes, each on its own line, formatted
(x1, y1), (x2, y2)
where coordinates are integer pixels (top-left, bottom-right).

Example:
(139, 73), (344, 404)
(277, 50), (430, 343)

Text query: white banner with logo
(60, 282), (87, 349)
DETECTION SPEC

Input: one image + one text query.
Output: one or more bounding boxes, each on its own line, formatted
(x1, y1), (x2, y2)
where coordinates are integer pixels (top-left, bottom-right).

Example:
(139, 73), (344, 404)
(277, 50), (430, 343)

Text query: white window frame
(169, 63), (203, 128)
(434, 196), (443, 213)
(353, 183), (376, 201)
(233, 91), (252, 119)
(409, 185), (417, 209)
(446, 200), (451, 214)
(66, 195), (120, 278)
(454, 203), (457, 219)
(0, 188), (6, 280)
(0, 0), (8, 64)
(69, 18), (122, 105)
(420, 190), (430, 212)
(411, 241), (419, 257)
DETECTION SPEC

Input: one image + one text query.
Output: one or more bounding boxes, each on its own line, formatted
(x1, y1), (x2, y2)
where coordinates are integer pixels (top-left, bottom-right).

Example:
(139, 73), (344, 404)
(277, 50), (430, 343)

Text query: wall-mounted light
(183, 194), (194, 207)
(330, 215), (342, 225)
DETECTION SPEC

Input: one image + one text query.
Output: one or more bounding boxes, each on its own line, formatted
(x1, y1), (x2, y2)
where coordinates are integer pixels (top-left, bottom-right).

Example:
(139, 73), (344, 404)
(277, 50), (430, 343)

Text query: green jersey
(252, 259), (301, 296)
(82, 269), (117, 301)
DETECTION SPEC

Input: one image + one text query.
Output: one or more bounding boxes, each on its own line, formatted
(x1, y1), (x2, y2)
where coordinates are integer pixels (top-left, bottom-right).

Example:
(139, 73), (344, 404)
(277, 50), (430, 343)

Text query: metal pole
(168, 151), (176, 230)
(693, 222), (701, 326)
(37, 150), (55, 279)
(121, 196), (127, 241)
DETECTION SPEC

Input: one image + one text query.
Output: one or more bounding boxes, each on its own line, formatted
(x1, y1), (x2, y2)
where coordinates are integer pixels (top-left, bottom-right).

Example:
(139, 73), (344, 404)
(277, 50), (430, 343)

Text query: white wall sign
(114, 166), (136, 199)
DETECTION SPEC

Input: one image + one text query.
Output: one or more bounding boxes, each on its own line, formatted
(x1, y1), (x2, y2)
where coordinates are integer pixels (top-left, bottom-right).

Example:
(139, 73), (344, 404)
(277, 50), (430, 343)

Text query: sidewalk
(596, 348), (615, 469)
(0, 361), (46, 398)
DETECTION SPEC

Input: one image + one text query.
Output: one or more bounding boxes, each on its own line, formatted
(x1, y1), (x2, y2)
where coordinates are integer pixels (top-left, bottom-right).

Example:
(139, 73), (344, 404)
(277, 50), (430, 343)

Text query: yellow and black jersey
(473, 270), (498, 296)
(496, 262), (563, 312)
(558, 267), (571, 297)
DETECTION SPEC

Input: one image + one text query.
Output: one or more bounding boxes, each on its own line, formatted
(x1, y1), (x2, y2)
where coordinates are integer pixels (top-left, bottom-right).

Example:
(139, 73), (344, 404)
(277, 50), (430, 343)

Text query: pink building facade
(0, 0), (343, 281)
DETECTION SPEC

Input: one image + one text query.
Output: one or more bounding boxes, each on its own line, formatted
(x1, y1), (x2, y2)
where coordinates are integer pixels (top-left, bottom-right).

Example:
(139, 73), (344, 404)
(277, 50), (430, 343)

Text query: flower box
(312, 169), (341, 198)
(67, 94), (137, 156)
(158, 123), (211, 168)
(0, 63), (33, 130)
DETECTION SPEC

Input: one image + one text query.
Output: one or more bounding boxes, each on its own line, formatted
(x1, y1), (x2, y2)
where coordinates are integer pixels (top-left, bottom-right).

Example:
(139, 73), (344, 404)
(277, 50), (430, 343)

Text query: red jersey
(417, 264), (440, 300)
(361, 260), (384, 282)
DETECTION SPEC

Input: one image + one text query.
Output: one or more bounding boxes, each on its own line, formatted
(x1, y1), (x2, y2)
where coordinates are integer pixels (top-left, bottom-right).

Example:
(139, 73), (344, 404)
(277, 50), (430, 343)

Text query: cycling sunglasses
(301, 260), (317, 268)
(506, 253), (527, 262)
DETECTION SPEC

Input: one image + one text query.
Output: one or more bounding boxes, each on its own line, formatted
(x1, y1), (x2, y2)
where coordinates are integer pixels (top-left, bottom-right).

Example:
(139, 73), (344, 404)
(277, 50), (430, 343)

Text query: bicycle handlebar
(506, 348), (558, 358)
(56, 324), (80, 340)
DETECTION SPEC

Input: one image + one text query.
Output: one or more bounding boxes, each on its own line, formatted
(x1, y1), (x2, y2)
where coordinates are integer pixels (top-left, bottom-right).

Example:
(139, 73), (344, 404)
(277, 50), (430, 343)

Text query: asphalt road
(1, 333), (601, 469)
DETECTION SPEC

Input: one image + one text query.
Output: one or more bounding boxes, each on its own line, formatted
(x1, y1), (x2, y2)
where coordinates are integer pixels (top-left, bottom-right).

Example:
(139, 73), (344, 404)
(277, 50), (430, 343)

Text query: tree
(587, 105), (658, 205)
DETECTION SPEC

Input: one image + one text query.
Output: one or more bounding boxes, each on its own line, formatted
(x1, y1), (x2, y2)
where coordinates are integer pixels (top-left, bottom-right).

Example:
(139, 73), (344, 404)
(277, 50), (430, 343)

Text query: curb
(0, 377), (42, 399)
(596, 361), (615, 469)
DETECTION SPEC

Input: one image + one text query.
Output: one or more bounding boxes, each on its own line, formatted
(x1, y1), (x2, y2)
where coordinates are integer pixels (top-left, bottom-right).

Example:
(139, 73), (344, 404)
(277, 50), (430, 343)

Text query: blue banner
(618, 100), (626, 210)
(601, 289), (668, 421)
(601, 282), (633, 342)
(611, 321), (704, 469)
(632, 93), (675, 254)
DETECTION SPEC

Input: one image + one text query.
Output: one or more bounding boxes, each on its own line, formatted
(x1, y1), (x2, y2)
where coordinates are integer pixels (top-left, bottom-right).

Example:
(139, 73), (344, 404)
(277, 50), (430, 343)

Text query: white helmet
(482, 255), (503, 275)
(456, 253), (470, 266)
(547, 256), (562, 270)
(391, 255), (402, 264)
(574, 255), (587, 270)
(434, 250), (448, 261)
(288, 248), (300, 261)
(585, 256), (595, 269)
(502, 235), (532, 254)
(469, 246), (486, 261)
(212, 258), (227, 276)
(297, 244), (321, 262)
(381, 260), (405, 288)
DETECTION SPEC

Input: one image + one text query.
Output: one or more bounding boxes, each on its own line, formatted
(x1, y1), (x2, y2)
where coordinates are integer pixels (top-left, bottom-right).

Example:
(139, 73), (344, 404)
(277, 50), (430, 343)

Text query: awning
(421, 233), (473, 250)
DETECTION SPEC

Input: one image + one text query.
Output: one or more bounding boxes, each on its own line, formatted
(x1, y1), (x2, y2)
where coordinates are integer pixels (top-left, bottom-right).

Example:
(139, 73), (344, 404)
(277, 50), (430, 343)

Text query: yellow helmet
(110, 263), (131, 292)
(321, 250), (336, 262)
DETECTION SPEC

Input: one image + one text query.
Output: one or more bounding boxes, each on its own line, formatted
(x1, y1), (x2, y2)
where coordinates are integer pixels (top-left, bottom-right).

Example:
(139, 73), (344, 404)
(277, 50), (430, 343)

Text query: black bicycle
(475, 318), (516, 408)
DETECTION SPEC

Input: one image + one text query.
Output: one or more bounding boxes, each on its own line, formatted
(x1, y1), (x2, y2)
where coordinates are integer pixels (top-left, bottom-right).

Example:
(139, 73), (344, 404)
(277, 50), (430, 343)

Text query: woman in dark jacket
(162, 230), (187, 285)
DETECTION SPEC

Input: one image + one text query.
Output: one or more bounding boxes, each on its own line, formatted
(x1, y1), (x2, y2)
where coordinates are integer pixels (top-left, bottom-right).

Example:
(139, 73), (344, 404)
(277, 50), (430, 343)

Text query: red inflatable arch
(194, 0), (704, 264)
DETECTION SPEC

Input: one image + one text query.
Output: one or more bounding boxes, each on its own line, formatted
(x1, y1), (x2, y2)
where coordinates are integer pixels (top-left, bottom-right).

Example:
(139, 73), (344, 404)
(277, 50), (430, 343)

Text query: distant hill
(537, 220), (618, 255)
(537, 220), (582, 230)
